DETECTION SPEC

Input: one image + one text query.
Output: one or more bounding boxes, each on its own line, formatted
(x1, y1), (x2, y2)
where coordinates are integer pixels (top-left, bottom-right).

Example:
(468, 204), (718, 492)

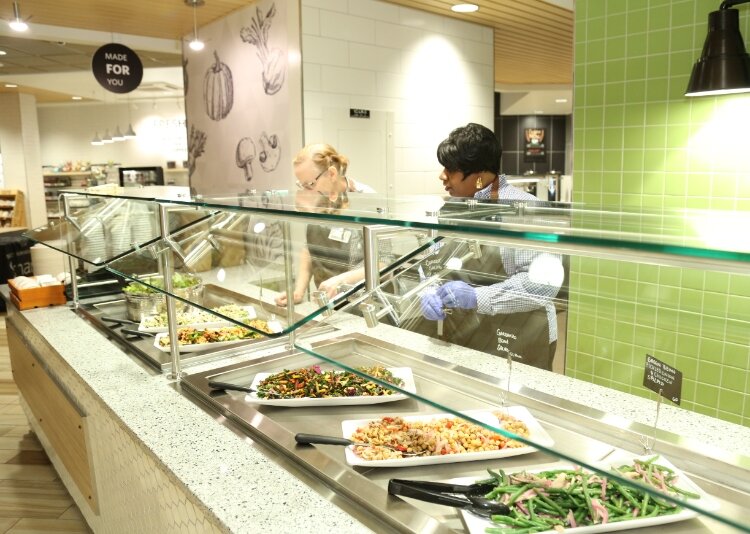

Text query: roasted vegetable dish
(256, 366), (404, 399)
(479, 455), (700, 532)
(350, 412), (529, 461)
(158, 319), (273, 347)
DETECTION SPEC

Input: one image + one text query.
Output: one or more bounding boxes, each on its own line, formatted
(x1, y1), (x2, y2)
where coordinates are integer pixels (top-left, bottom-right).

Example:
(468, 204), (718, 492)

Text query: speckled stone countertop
(11, 295), (750, 533)
(10, 303), (373, 534)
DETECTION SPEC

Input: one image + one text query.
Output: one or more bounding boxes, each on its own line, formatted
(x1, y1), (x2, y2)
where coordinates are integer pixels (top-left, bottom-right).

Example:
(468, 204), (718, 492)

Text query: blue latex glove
(420, 290), (445, 320)
(437, 281), (477, 310)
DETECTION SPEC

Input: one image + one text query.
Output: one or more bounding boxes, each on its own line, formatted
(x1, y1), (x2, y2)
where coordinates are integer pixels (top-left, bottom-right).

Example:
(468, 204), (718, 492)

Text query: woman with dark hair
(418, 123), (564, 371)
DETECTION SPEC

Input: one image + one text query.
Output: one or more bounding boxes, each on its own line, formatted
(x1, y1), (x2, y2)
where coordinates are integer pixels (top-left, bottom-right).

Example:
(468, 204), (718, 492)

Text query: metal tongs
(388, 479), (510, 518)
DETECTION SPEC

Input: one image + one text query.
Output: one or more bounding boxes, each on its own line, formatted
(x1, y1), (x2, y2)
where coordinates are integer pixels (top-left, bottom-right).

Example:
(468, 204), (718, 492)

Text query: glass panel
(165, 193), (750, 262)
(104, 200), (429, 338)
(22, 192), (166, 266)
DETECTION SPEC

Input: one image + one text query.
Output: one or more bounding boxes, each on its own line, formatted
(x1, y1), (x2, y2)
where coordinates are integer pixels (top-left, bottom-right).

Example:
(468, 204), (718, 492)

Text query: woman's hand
(275, 290), (304, 307)
(318, 275), (344, 299)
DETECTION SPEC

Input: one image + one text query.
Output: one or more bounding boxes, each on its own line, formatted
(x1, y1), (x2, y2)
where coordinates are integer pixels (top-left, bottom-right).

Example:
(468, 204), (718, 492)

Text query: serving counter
(8, 190), (750, 533)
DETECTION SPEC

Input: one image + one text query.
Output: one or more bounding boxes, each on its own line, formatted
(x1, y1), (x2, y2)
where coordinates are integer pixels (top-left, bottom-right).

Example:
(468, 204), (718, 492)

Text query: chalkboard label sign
(643, 354), (682, 405)
(92, 43), (143, 94)
(349, 108), (370, 119)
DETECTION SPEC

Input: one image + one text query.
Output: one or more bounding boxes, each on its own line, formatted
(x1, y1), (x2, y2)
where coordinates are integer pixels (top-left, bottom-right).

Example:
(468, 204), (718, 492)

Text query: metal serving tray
(182, 334), (747, 534)
(77, 284), (322, 372)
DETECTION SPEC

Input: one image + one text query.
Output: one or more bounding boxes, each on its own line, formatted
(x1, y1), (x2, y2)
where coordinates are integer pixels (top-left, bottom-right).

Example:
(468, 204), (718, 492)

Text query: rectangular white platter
(153, 319), (281, 353)
(341, 406), (554, 467)
(138, 305), (257, 333)
(458, 453), (719, 534)
(243, 367), (417, 407)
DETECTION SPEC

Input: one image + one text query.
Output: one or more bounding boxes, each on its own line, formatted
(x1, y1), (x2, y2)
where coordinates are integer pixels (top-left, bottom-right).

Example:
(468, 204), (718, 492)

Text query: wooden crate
(8, 277), (67, 310)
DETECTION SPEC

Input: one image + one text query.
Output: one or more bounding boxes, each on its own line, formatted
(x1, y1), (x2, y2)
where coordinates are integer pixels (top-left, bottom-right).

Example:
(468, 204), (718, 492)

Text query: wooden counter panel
(7, 324), (98, 514)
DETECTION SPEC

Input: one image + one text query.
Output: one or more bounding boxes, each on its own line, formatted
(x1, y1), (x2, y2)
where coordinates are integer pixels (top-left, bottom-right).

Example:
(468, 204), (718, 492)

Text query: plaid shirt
(472, 175), (560, 343)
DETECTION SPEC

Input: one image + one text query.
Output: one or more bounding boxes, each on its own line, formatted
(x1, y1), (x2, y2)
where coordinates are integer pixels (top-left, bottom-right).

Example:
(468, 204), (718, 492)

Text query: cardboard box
(8, 276), (67, 310)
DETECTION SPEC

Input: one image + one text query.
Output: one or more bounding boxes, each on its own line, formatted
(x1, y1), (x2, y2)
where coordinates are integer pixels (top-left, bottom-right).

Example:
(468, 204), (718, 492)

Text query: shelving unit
(43, 170), (93, 220)
(0, 189), (26, 228)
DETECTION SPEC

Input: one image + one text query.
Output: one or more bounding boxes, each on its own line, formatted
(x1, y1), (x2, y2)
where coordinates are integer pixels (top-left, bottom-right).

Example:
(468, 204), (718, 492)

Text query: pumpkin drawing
(204, 51), (233, 121)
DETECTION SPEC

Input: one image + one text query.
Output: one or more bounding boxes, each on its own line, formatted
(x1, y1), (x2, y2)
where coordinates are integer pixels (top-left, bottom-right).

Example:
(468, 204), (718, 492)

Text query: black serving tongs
(388, 479), (510, 518)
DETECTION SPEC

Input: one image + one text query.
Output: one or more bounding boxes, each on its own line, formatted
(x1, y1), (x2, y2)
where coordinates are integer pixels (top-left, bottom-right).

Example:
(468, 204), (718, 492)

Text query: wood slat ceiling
(0, 0), (573, 90)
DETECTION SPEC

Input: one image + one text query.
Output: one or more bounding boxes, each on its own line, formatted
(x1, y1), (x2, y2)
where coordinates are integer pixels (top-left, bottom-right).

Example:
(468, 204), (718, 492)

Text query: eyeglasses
(295, 168), (327, 190)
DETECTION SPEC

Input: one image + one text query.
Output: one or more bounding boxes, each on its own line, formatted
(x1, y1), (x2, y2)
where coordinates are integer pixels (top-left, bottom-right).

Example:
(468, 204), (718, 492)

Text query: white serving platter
(138, 306), (257, 333)
(458, 453), (719, 534)
(243, 367), (417, 407)
(153, 320), (281, 353)
(340, 406), (554, 467)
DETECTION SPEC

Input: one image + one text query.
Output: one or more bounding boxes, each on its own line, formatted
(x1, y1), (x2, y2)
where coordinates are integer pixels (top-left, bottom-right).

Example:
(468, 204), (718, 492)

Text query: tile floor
(0, 315), (91, 534)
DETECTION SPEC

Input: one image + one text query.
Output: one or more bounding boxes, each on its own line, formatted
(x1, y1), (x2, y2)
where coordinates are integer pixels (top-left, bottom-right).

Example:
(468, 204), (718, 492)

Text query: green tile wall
(570, 0), (750, 426)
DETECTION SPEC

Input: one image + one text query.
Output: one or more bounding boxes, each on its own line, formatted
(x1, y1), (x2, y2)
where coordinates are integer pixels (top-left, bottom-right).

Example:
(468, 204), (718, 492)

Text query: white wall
(301, 0), (494, 196)
(37, 99), (188, 171)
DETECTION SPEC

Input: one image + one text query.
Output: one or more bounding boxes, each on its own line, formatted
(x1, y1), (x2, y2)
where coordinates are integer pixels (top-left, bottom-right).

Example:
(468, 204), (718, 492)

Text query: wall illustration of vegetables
(188, 125), (207, 179)
(258, 131), (281, 172)
(204, 51), (234, 121)
(236, 137), (257, 181)
(240, 3), (286, 96)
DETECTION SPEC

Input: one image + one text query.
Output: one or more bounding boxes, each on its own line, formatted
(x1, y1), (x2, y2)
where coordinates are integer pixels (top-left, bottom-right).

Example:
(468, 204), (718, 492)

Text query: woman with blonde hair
(275, 143), (376, 307)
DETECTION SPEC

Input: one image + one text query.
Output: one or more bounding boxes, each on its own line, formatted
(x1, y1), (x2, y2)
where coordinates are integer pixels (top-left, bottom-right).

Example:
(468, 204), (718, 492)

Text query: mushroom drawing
(240, 3), (286, 95)
(258, 131), (281, 172)
(236, 137), (257, 181)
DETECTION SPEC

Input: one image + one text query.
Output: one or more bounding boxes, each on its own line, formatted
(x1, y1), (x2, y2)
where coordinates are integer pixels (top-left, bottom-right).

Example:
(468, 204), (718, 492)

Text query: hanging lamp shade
(112, 125), (125, 141)
(124, 123), (137, 139)
(685, 5), (750, 97)
(91, 132), (103, 146)
(102, 129), (114, 144)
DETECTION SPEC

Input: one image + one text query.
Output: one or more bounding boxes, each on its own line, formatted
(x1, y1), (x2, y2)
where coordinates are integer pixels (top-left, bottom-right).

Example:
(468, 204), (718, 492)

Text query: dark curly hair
(436, 123), (502, 178)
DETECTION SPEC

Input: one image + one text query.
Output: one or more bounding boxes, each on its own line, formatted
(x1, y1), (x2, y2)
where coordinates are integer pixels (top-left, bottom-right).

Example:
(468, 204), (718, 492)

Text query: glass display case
(24, 189), (750, 533)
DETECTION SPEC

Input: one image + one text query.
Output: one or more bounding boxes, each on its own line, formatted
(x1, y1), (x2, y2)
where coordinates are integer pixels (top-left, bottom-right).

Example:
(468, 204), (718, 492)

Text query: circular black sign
(92, 43), (143, 94)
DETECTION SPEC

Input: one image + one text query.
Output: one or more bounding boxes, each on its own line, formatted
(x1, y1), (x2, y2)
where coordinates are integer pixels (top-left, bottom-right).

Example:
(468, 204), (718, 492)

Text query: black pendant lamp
(685, 0), (750, 97)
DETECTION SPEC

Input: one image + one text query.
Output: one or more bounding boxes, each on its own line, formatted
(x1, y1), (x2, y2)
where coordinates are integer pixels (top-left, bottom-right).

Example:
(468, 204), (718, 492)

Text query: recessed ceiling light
(451, 3), (479, 13)
(555, 98), (568, 103)
(72, 96), (82, 100)
(534, 110), (544, 114)
(0, 50), (7, 56)
(5, 83), (18, 88)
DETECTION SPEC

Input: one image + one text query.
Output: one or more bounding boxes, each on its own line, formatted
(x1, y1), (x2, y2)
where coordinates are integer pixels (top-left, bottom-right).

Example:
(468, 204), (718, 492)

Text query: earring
(476, 176), (483, 190)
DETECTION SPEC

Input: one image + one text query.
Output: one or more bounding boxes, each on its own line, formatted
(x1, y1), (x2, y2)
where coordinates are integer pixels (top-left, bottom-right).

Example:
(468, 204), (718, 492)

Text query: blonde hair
(293, 143), (349, 177)
(293, 143), (350, 212)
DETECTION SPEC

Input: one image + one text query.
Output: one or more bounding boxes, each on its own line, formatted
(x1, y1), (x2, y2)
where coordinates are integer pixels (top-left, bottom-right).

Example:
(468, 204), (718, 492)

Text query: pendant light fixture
(101, 129), (114, 144)
(186, 0), (205, 52)
(91, 132), (103, 146)
(124, 123), (137, 139)
(8, 1), (29, 32)
(685, 0), (750, 97)
(112, 125), (125, 141)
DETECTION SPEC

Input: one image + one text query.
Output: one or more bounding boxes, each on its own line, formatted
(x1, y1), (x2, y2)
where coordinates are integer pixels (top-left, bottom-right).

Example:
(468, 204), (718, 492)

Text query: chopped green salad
(123, 273), (200, 295)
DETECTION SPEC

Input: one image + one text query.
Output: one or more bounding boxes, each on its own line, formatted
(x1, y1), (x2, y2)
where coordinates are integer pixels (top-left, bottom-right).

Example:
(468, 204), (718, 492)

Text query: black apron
(410, 239), (555, 371)
(306, 224), (363, 287)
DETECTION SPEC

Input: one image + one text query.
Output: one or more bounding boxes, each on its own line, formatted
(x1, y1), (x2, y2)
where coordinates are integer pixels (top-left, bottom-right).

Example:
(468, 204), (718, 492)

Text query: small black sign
(92, 43), (143, 94)
(643, 354), (682, 405)
(349, 108), (370, 119)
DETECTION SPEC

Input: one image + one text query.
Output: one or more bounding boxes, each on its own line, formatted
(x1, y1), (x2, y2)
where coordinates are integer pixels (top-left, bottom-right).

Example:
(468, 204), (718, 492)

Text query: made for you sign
(92, 43), (143, 94)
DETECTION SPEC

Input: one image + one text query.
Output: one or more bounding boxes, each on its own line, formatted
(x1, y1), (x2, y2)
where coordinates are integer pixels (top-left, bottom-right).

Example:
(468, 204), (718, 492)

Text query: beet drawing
(236, 137), (257, 181)
(204, 51), (234, 120)
(188, 125), (207, 179)
(258, 132), (281, 172)
(240, 3), (286, 95)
